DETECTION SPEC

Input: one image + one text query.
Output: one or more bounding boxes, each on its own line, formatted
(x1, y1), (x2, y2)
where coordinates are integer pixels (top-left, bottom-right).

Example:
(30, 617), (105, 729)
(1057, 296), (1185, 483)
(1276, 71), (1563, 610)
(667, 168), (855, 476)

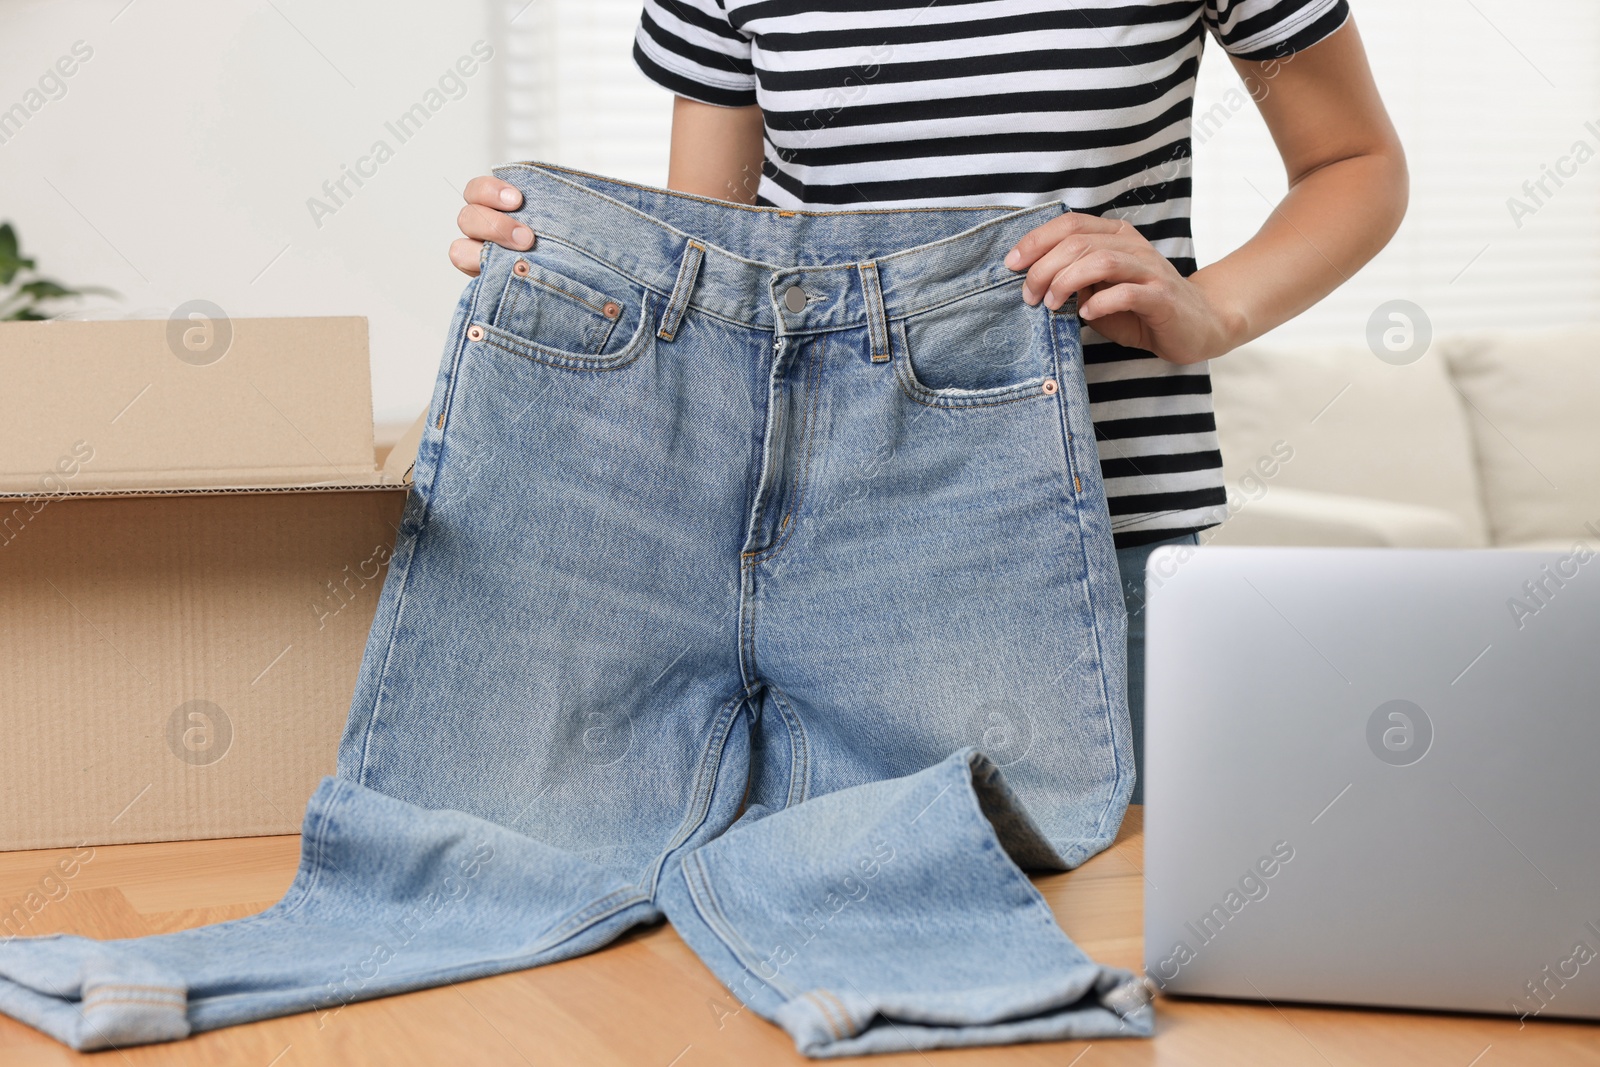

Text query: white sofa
(1204, 325), (1600, 551)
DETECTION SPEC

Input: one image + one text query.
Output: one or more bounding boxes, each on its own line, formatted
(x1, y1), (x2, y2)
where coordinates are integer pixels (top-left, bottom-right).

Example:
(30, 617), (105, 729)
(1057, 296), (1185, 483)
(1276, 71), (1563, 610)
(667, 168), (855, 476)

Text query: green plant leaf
(0, 224), (19, 285)
(18, 279), (76, 299)
(0, 222), (118, 312)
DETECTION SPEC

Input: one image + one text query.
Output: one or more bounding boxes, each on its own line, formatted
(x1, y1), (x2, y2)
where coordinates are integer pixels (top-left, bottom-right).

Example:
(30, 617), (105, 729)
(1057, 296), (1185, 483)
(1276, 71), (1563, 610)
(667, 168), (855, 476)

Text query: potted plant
(0, 222), (116, 320)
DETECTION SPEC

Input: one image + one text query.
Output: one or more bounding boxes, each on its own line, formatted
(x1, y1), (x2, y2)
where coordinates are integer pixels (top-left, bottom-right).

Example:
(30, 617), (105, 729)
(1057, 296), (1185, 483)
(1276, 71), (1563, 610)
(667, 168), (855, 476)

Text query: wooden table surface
(1, 808), (1594, 1066)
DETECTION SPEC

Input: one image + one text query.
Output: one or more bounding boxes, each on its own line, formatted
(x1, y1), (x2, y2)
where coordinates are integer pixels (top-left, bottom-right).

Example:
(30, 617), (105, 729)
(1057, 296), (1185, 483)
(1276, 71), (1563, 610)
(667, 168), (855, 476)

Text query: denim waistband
(491, 160), (1068, 336)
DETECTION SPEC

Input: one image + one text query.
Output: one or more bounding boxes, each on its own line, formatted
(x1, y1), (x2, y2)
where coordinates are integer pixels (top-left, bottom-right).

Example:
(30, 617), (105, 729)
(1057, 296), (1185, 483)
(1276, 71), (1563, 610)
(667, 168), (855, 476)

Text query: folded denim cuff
(771, 972), (1155, 1057)
(0, 939), (190, 1051)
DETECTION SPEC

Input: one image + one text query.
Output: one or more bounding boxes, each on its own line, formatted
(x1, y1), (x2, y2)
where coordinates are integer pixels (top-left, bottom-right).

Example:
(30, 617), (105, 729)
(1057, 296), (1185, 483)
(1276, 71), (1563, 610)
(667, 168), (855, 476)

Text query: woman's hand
(1003, 22), (1407, 366)
(1004, 213), (1244, 365)
(450, 175), (536, 277)
(450, 99), (763, 276)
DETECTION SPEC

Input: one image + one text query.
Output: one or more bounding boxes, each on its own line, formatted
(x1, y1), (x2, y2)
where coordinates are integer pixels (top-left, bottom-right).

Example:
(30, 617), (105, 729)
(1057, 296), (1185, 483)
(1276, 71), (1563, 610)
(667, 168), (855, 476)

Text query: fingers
(1028, 247), (1159, 310)
(1004, 212), (1124, 271)
(1020, 237), (1111, 303)
(456, 201), (535, 250)
(1016, 223), (1152, 308)
(452, 175), (534, 276)
(463, 175), (523, 211)
(1079, 280), (1162, 322)
(450, 238), (484, 277)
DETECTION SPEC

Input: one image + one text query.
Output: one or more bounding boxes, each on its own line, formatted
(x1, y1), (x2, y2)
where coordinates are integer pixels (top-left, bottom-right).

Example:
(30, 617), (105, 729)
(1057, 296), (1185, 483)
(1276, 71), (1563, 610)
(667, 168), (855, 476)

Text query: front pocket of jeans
(892, 280), (1051, 407)
(472, 258), (656, 372)
(497, 258), (623, 351)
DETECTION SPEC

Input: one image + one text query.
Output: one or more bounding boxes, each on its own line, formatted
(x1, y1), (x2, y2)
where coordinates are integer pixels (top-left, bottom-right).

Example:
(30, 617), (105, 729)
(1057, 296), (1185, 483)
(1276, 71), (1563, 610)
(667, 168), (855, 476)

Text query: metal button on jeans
(783, 284), (807, 313)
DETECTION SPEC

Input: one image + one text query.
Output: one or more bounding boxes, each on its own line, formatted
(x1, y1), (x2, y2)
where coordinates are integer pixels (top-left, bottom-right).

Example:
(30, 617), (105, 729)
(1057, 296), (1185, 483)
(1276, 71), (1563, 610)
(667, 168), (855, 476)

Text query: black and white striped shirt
(633, 0), (1350, 548)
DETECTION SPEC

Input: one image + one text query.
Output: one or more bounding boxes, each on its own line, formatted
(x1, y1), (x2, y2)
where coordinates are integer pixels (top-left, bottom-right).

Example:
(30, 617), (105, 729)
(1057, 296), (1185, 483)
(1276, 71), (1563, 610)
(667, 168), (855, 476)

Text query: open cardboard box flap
(1, 317), (419, 852)
(0, 317), (408, 497)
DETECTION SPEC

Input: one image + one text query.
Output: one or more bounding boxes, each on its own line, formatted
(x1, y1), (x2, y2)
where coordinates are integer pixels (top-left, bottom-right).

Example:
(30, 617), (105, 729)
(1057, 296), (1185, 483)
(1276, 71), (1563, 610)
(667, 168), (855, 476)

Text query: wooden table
(2, 809), (1594, 1065)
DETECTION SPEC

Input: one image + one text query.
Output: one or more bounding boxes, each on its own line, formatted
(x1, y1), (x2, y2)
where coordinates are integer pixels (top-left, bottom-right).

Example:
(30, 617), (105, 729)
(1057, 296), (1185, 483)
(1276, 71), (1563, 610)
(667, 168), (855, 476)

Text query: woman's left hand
(1004, 213), (1243, 365)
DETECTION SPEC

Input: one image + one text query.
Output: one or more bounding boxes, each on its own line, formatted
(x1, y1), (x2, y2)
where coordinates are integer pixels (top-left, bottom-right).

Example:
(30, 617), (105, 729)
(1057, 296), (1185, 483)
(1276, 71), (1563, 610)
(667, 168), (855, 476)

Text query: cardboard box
(0, 317), (422, 850)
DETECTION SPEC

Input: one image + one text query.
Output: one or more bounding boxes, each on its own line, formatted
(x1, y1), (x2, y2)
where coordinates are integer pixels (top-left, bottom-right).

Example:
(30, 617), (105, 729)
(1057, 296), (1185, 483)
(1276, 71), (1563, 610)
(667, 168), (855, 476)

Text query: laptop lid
(1142, 546), (1600, 1022)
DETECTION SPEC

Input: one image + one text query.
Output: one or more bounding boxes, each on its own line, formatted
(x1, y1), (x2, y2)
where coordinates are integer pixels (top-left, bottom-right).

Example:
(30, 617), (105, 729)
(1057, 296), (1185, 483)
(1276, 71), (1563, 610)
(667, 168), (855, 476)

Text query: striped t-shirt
(632, 0), (1351, 548)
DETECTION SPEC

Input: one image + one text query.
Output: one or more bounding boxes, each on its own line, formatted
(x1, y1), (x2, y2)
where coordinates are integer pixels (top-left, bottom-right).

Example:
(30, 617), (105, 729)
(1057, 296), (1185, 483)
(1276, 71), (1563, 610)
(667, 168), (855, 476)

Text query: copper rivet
(513, 259), (530, 276)
(1042, 378), (1059, 395)
(467, 325), (484, 341)
(602, 301), (621, 319)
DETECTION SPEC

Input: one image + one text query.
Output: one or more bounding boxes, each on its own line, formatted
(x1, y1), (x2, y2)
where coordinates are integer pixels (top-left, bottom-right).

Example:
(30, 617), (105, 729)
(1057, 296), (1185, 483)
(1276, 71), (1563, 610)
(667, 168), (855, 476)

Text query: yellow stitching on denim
(658, 239), (705, 341)
(492, 168), (1057, 330)
(804, 991), (846, 1039)
(889, 320), (1047, 409)
(857, 261), (891, 364)
(83, 996), (186, 1012)
(815, 989), (855, 1036)
(763, 686), (811, 809)
(743, 339), (823, 567)
(475, 291), (654, 372)
(500, 161), (1060, 278)
(523, 273), (612, 316)
(500, 269), (619, 355)
(740, 342), (793, 563)
(481, 331), (647, 373)
(1043, 301), (1088, 499)
(528, 223), (1031, 324)
(514, 232), (666, 300)
(895, 273), (1027, 322)
(498, 160), (1034, 217)
(648, 692), (753, 875)
(892, 357), (1047, 410)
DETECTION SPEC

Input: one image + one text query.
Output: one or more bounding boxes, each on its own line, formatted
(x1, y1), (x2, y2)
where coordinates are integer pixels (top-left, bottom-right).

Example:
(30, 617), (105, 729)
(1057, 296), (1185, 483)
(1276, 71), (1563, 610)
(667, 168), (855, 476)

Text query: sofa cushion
(1207, 343), (1490, 546)
(1440, 326), (1600, 547)
(1204, 487), (1471, 548)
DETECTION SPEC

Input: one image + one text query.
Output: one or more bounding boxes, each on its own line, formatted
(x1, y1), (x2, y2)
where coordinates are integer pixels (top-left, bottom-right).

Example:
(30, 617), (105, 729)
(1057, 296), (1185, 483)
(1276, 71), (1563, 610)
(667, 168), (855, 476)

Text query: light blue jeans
(0, 162), (1154, 1055)
(1116, 531), (1203, 806)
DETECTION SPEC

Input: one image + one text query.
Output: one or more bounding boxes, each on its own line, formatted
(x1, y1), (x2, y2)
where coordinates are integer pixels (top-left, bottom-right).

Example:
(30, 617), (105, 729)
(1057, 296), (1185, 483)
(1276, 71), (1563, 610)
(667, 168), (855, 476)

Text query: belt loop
(657, 238), (705, 342)
(857, 260), (890, 364)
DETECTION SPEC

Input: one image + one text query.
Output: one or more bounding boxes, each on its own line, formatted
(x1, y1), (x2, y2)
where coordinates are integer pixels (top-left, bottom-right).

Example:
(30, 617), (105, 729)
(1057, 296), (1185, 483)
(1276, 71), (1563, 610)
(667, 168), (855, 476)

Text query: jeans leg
(1114, 531), (1201, 805)
(657, 750), (1154, 1058)
(0, 778), (653, 1051)
(0, 234), (766, 1052)
(749, 300), (1133, 867)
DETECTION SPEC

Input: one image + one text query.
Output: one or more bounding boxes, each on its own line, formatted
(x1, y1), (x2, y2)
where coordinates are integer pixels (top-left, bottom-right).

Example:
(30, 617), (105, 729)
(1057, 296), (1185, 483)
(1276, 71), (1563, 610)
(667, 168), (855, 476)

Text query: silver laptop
(1142, 545), (1600, 1022)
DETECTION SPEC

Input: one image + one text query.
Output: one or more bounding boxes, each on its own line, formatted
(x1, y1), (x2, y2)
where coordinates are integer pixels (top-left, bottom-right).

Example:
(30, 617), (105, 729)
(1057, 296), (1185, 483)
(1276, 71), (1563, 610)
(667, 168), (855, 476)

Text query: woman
(449, 0), (1406, 803)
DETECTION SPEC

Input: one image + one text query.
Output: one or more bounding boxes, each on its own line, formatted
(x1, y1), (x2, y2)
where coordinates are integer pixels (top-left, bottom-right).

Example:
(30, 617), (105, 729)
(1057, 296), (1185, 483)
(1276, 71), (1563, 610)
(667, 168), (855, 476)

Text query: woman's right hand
(450, 175), (536, 277)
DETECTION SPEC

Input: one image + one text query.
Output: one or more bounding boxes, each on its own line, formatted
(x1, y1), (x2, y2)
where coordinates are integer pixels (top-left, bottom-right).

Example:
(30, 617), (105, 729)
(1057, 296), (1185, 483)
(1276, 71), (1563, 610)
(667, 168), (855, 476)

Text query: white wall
(1191, 0), (1600, 346)
(1, 0), (496, 426)
(8, 0), (1595, 432)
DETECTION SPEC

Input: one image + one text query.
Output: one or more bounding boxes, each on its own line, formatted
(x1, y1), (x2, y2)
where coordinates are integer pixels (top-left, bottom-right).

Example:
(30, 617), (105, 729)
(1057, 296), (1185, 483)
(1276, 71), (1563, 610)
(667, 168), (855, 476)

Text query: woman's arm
(667, 97), (766, 203)
(449, 97), (763, 276)
(1006, 18), (1408, 364)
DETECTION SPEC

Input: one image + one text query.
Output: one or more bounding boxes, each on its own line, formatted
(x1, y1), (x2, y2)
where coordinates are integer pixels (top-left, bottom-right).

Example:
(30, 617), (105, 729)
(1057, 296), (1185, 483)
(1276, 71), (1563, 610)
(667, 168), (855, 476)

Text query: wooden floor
(1, 810), (1594, 1066)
